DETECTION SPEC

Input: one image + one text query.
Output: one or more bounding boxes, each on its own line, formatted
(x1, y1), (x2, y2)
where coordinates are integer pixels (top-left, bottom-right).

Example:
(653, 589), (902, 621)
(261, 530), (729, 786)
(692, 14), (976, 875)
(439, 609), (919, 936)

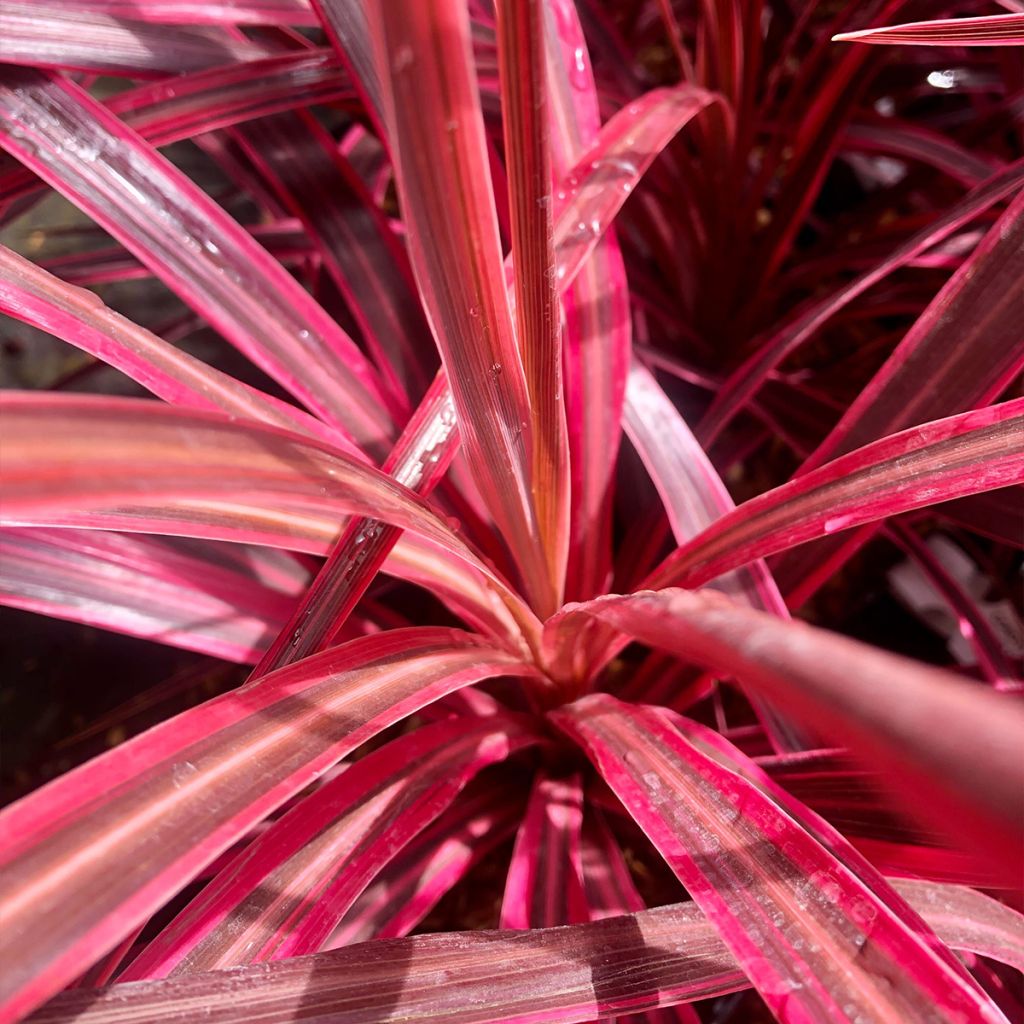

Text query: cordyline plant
(0, 1), (1022, 1022)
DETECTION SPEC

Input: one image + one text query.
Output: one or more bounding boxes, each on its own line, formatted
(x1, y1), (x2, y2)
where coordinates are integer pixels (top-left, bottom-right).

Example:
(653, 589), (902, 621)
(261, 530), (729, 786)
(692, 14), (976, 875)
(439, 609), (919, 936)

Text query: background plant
(0, 2), (1022, 1023)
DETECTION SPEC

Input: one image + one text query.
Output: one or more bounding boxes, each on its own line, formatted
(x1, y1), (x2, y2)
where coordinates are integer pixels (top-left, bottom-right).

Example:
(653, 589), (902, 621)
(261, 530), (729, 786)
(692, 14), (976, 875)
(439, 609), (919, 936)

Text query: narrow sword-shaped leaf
(54, 1), (318, 26)
(551, 85), (719, 295)
(644, 401), (1024, 593)
(24, 893), (1022, 1024)
(804, 191), (1024, 473)
(551, 695), (1005, 1023)
(0, 393), (542, 646)
(887, 879), (1024, 971)
(264, 77), (721, 665)
(0, 52), (351, 210)
(328, 783), (522, 946)
(0, 629), (538, 1021)
(497, 0), (570, 608)
(574, 588), (1024, 877)
(699, 163), (1024, 445)
(580, 810), (700, 1024)
(887, 524), (1021, 688)
(0, 67), (396, 453)
(775, 188), (1024, 603)
(124, 716), (537, 977)
(25, 904), (749, 1024)
(834, 14), (1024, 45)
(368, 0), (550, 612)
(311, 0), (383, 130)
(231, 110), (431, 404)
(501, 773), (589, 930)
(0, 245), (351, 452)
(544, 0), (629, 602)
(0, 528), (297, 664)
(625, 359), (786, 613)
(0, 2), (272, 77)
(623, 358), (807, 751)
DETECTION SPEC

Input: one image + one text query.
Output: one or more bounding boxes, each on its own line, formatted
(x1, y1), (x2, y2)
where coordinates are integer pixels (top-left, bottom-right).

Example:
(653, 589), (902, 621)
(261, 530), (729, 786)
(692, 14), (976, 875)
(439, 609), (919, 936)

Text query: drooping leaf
(123, 715), (538, 977)
(551, 694), (1004, 1023)
(0, 66), (397, 453)
(0, 629), (537, 1020)
(569, 588), (1024, 878)
(0, 528), (299, 663)
(0, 244), (349, 452)
(0, 52), (352, 211)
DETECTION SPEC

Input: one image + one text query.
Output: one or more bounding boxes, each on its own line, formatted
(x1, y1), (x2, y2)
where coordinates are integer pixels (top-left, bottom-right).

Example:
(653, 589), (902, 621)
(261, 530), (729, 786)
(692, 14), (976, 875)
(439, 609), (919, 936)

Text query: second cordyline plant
(0, 2), (1022, 1023)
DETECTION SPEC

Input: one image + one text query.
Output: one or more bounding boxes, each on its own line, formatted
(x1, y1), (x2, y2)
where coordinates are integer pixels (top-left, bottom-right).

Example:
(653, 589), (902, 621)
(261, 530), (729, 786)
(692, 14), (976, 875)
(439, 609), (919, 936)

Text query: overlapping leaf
(123, 715), (538, 977)
(0, 67), (396, 452)
(571, 588), (1024, 877)
(0, 629), (537, 1020)
(552, 694), (1004, 1023)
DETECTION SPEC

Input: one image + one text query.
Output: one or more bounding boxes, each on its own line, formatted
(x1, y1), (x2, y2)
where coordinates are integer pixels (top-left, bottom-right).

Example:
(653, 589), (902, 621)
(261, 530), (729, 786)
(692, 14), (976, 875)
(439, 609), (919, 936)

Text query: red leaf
(0, 629), (537, 1020)
(123, 716), (538, 977)
(552, 695), (1004, 1023)
(571, 588), (1024, 879)
(834, 14), (1024, 45)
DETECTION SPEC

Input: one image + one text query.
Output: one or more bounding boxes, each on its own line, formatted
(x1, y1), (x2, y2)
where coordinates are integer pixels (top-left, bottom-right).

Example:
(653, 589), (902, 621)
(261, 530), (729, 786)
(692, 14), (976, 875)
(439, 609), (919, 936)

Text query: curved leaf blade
(575, 588), (1024, 878)
(552, 694), (1004, 1024)
(0, 66), (396, 452)
(0, 629), (536, 1021)
(645, 401), (1024, 593)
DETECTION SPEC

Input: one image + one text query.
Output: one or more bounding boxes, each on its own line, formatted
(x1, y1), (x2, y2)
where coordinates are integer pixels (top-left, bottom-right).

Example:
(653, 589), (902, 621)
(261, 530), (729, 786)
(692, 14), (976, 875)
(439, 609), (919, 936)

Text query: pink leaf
(497, 0), (571, 607)
(0, 629), (537, 1020)
(645, 400), (1024, 593)
(572, 588), (1024, 879)
(0, 528), (300, 663)
(0, 2), (273, 77)
(834, 14), (1024, 46)
(551, 694), (1004, 1023)
(123, 715), (538, 977)
(0, 67), (397, 453)
(501, 773), (589, 930)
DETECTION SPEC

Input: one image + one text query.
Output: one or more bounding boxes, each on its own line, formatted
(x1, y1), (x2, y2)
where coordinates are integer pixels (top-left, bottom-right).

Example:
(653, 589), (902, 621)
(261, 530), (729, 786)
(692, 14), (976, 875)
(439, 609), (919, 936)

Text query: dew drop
(392, 45), (414, 73)
(569, 46), (589, 91)
(823, 513), (857, 534)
